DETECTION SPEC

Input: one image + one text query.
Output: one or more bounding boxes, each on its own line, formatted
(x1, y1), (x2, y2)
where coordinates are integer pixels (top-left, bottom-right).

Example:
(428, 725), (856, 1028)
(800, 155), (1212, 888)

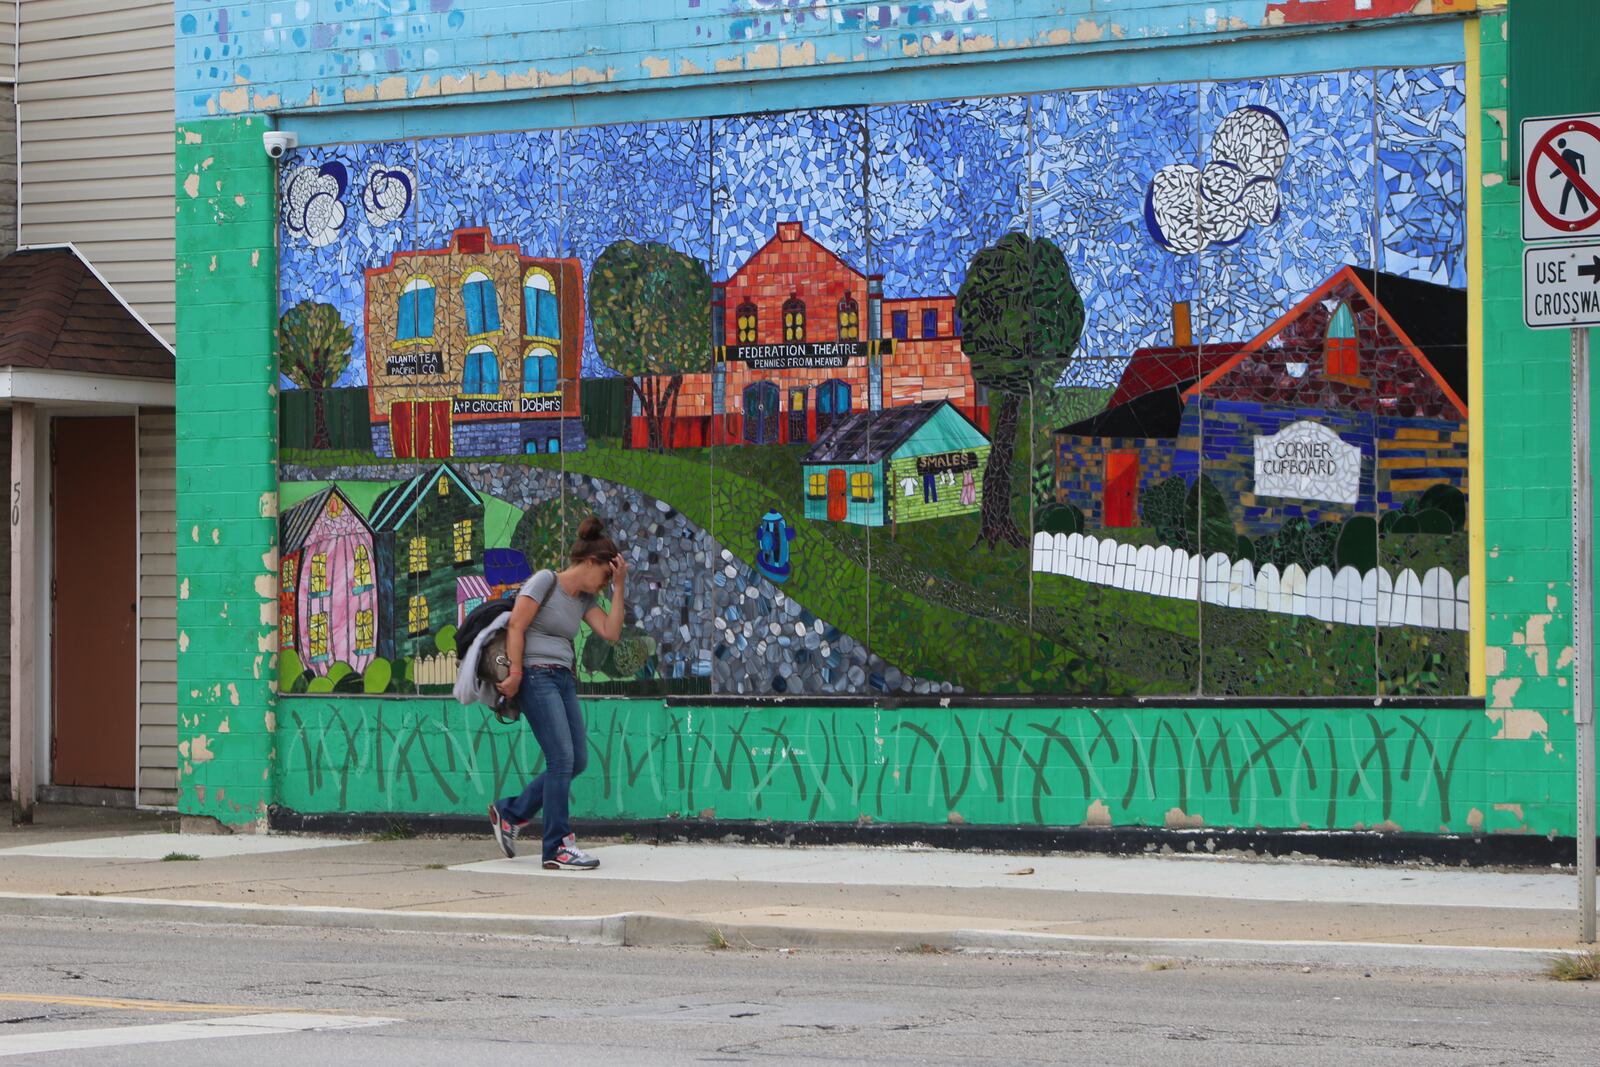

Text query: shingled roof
(0, 247), (172, 379)
(803, 400), (950, 465)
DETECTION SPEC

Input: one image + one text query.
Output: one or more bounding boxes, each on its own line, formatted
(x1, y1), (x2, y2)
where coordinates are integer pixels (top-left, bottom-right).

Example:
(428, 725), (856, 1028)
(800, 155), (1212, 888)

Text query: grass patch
(1547, 950), (1600, 981)
(371, 820), (416, 842)
(423, 863), (447, 870)
(161, 852), (200, 862)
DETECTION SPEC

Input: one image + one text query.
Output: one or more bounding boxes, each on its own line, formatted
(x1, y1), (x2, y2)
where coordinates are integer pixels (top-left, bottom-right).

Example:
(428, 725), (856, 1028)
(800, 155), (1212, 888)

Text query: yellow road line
(0, 993), (280, 1015)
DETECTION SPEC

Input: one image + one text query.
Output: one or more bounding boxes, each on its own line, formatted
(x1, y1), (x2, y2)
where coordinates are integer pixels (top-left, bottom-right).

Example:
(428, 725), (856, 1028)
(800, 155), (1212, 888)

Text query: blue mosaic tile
(712, 108), (867, 277)
(563, 120), (713, 378)
(1376, 65), (1467, 288)
(277, 140), (420, 389)
(866, 96), (1029, 299)
(413, 129), (563, 256)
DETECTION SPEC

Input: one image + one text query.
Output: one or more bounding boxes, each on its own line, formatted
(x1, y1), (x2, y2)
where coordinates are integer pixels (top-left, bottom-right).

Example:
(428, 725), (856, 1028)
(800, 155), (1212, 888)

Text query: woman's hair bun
(576, 516), (605, 542)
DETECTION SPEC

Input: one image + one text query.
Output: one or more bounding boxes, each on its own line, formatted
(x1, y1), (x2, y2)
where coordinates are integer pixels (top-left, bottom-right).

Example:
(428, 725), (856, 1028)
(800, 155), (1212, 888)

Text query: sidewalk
(1, 806), (1592, 972)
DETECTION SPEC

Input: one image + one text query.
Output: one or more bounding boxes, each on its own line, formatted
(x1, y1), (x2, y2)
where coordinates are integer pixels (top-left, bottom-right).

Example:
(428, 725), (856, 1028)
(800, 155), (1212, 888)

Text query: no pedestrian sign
(1523, 114), (1600, 241)
(1524, 242), (1600, 330)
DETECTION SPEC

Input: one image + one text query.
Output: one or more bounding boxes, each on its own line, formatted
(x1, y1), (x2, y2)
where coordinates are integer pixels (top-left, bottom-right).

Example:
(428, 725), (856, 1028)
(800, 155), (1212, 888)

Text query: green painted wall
(1477, 4), (1590, 839)
(175, 116), (281, 825)
(278, 695), (1492, 833)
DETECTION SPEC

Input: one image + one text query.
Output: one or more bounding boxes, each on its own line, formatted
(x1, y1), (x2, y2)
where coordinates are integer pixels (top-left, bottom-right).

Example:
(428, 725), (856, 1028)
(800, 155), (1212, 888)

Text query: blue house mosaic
(1055, 266), (1468, 540)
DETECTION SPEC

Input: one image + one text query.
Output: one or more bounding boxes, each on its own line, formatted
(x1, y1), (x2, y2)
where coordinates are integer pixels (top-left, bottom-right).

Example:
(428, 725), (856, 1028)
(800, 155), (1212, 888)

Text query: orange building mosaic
(365, 227), (585, 458)
(630, 222), (986, 448)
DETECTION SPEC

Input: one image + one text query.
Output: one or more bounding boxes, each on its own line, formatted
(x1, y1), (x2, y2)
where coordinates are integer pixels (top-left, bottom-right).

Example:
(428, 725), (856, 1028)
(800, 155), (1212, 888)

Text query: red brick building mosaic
(629, 222), (985, 448)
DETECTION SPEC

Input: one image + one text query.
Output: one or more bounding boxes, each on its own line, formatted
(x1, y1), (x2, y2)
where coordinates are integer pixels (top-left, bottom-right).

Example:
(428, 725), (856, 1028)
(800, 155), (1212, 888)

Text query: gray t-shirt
(517, 570), (595, 670)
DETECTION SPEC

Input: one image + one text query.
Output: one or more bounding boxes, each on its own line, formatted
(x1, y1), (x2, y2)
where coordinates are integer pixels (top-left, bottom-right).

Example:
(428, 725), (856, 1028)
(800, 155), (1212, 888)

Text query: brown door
(827, 469), (847, 522)
(52, 416), (138, 789)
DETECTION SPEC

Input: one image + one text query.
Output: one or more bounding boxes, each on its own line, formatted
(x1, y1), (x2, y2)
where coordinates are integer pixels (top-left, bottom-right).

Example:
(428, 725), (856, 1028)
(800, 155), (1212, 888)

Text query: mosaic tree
(589, 240), (712, 452)
(956, 233), (1084, 549)
(280, 300), (354, 450)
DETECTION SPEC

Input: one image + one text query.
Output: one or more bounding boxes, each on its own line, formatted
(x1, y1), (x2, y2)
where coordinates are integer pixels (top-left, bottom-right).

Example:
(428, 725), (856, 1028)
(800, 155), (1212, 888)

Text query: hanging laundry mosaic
(277, 64), (1469, 701)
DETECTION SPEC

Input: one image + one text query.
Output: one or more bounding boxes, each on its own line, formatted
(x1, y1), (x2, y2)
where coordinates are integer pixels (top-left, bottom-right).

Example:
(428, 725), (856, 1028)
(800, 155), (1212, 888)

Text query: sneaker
(543, 834), (599, 871)
(488, 803), (518, 859)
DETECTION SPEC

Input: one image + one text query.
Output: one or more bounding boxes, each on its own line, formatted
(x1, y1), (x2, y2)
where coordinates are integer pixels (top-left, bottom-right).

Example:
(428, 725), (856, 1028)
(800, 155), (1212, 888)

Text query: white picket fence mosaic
(1031, 532), (1469, 632)
(413, 651), (459, 687)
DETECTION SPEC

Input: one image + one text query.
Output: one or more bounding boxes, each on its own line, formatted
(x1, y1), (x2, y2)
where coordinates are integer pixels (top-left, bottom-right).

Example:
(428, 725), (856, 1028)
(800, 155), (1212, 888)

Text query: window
(309, 553), (328, 596)
(463, 344), (499, 395)
(281, 557), (297, 593)
(921, 309), (939, 338)
(952, 309), (962, 337)
(353, 545), (373, 589)
(309, 611), (330, 660)
(408, 595), (430, 634)
(850, 471), (875, 502)
(462, 270), (501, 335)
(891, 311), (909, 340)
(522, 346), (559, 393)
(280, 611), (296, 648)
(837, 295), (860, 341)
(396, 277), (437, 341)
(523, 268), (560, 341)
(355, 609), (375, 654)
(735, 301), (758, 343)
(453, 519), (475, 564)
(782, 296), (806, 342)
(546, 437), (561, 454)
(807, 472), (827, 499)
(408, 536), (429, 574)
(1324, 301), (1358, 376)
(437, 476), (449, 497)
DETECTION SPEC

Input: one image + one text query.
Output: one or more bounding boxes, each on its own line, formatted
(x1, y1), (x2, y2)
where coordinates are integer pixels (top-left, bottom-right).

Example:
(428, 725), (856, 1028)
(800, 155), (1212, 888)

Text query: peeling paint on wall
(173, 0), (1470, 120)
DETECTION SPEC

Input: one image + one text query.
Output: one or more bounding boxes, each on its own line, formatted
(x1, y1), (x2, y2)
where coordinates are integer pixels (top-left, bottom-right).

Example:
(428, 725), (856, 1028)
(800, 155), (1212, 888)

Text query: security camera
(263, 131), (298, 159)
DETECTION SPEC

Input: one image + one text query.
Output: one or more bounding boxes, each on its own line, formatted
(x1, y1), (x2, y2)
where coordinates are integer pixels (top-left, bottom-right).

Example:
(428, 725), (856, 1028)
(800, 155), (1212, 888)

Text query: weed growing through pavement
(372, 820), (416, 842)
(1146, 961), (1175, 971)
(424, 863), (446, 870)
(909, 943), (948, 955)
(707, 928), (730, 951)
(161, 852), (200, 862)
(1547, 950), (1600, 981)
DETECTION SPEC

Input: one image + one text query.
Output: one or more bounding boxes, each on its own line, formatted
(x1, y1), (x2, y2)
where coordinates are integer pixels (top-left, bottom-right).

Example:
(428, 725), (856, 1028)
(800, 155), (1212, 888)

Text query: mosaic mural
(277, 65), (1470, 702)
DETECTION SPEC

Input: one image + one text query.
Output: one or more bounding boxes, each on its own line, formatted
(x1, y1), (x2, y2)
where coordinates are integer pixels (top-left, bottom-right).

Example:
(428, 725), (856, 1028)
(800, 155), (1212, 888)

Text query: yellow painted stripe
(0, 993), (280, 1015)
(1393, 427), (1449, 441)
(1465, 12), (1487, 697)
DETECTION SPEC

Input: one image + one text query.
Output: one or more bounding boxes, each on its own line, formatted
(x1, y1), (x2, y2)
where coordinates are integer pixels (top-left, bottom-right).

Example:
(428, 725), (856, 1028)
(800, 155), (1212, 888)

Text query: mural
(278, 65), (1470, 702)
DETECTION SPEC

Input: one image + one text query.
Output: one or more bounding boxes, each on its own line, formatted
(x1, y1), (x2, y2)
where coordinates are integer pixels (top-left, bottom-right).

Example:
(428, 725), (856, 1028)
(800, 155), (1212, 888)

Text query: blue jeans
(497, 666), (587, 861)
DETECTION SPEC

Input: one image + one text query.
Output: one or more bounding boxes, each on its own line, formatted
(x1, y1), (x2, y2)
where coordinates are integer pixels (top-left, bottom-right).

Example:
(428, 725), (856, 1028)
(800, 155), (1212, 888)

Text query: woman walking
(488, 516), (626, 870)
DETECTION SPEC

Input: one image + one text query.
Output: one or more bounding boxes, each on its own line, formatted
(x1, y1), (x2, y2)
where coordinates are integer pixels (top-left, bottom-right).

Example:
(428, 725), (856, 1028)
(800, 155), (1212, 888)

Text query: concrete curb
(0, 892), (1572, 975)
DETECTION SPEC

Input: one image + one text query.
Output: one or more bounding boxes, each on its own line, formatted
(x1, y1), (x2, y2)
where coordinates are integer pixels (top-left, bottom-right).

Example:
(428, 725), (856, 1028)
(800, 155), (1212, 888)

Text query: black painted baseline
(269, 805), (1580, 868)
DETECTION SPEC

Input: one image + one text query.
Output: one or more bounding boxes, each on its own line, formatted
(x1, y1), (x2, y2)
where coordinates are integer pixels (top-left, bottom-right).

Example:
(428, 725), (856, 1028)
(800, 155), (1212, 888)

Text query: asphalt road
(1, 914), (1596, 1066)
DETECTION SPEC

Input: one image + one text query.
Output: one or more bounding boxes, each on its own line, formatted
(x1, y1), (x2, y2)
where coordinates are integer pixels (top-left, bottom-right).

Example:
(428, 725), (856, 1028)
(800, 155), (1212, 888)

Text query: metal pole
(1573, 324), (1596, 944)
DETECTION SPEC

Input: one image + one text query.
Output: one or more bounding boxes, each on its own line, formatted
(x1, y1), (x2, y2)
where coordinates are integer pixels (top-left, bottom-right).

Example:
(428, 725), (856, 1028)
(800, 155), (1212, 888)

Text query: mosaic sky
(276, 65), (1466, 390)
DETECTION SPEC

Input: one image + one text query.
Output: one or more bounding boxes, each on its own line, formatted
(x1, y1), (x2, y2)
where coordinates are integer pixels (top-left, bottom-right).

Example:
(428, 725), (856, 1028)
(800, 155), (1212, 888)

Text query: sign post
(1524, 113), (1600, 944)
